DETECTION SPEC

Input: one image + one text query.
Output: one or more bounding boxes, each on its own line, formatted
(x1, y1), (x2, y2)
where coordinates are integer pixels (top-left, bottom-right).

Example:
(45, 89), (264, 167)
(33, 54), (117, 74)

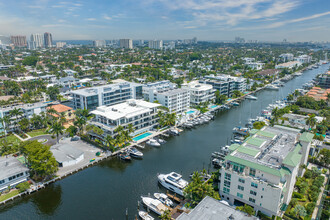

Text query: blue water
(211, 105), (218, 109)
(132, 132), (152, 141)
(186, 110), (196, 114)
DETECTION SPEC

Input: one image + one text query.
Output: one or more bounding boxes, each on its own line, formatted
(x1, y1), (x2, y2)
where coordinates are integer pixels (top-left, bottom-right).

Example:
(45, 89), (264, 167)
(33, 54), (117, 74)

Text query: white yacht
(157, 172), (188, 196)
(141, 196), (168, 215)
(146, 139), (161, 147)
(154, 193), (174, 207)
(127, 147), (143, 158)
(138, 211), (154, 220)
(266, 84), (279, 90)
(245, 95), (257, 100)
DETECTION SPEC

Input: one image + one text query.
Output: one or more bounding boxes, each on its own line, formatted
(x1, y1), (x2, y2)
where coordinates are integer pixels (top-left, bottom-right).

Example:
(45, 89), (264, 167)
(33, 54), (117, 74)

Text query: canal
(0, 64), (329, 220)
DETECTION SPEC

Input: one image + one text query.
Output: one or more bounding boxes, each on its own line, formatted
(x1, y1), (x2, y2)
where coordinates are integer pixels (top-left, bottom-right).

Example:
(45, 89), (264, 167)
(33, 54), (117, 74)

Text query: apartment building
(279, 53), (294, 62)
(142, 80), (176, 102)
(10, 35), (27, 47)
(219, 126), (313, 217)
(119, 39), (133, 49)
(148, 40), (163, 49)
(200, 75), (247, 97)
(316, 71), (330, 88)
(156, 88), (190, 114)
(89, 99), (160, 138)
(295, 55), (311, 64)
(93, 40), (106, 47)
(71, 82), (142, 110)
(182, 81), (215, 106)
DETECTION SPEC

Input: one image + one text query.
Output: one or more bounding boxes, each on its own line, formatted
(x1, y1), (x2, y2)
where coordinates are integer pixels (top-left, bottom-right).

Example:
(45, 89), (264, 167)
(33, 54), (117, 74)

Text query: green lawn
(0, 135), (21, 145)
(0, 189), (19, 202)
(27, 129), (48, 137)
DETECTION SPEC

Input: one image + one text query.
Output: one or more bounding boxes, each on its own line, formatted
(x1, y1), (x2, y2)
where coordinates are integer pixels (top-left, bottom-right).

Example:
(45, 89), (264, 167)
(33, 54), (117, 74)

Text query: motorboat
(138, 211), (154, 220)
(157, 138), (166, 144)
(141, 196), (168, 215)
(169, 129), (179, 136)
(265, 84), (279, 90)
(118, 152), (132, 161)
(146, 139), (161, 147)
(232, 126), (250, 136)
(127, 147), (143, 158)
(189, 172), (211, 182)
(245, 95), (257, 100)
(154, 193), (174, 207)
(157, 172), (188, 196)
(231, 102), (239, 106)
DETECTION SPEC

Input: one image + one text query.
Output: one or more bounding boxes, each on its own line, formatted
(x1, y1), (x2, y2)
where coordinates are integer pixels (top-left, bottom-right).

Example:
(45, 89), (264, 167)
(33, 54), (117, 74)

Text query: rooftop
(0, 157), (29, 180)
(47, 104), (73, 113)
(158, 88), (189, 96)
(225, 126), (312, 175)
(0, 101), (48, 112)
(177, 196), (259, 220)
(71, 82), (141, 96)
(50, 143), (84, 163)
(91, 99), (160, 120)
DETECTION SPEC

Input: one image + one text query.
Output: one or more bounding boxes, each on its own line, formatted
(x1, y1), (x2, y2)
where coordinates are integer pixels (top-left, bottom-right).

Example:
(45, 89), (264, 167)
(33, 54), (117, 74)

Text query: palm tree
(50, 121), (64, 143)
(105, 135), (116, 149)
(74, 116), (87, 135)
(271, 107), (280, 124)
(114, 125), (124, 134)
(306, 114), (317, 130)
(0, 115), (10, 145)
(127, 123), (135, 134)
(9, 108), (23, 132)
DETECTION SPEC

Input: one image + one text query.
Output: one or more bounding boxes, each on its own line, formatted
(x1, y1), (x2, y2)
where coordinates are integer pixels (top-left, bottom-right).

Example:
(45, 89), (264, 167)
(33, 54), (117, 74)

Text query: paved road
(28, 134), (66, 146)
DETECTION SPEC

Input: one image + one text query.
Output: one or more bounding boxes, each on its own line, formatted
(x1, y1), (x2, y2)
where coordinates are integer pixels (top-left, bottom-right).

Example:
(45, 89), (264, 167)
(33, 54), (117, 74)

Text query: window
(224, 180), (231, 188)
(0, 179), (4, 184)
(250, 190), (257, 196)
(238, 185), (244, 191)
(249, 168), (256, 177)
(237, 193), (243, 198)
(239, 178), (245, 184)
(225, 173), (231, 181)
(251, 182), (258, 188)
(249, 198), (256, 203)
(262, 188), (264, 191)
(223, 187), (230, 194)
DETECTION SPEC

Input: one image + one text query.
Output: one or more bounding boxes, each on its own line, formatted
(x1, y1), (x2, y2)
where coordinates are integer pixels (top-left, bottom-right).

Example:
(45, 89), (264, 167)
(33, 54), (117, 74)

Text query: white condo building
(219, 126), (313, 217)
(119, 39), (133, 49)
(142, 80), (176, 102)
(295, 55), (311, 64)
(279, 53), (294, 62)
(89, 99), (160, 138)
(93, 40), (106, 47)
(71, 82), (143, 110)
(30, 33), (44, 48)
(148, 40), (163, 50)
(156, 88), (190, 114)
(182, 81), (216, 106)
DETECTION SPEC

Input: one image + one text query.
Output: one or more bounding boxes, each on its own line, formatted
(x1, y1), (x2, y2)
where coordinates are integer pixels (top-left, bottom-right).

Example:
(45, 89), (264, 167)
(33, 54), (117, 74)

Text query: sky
(0, 0), (329, 41)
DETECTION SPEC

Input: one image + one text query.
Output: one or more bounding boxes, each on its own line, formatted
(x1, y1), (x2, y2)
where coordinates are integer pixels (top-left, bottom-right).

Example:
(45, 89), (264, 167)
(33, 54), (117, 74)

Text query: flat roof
(177, 196), (258, 220)
(0, 157), (29, 180)
(158, 88), (189, 96)
(51, 144), (84, 163)
(91, 99), (160, 120)
(0, 102), (47, 112)
(226, 126), (310, 174)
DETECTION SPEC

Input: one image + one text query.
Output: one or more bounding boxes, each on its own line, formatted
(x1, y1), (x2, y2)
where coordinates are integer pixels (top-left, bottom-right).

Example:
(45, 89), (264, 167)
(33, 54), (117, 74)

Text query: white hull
(158, 174), (184, 196)
(141, 196), (167, 215)
(139, 211), (154, 220)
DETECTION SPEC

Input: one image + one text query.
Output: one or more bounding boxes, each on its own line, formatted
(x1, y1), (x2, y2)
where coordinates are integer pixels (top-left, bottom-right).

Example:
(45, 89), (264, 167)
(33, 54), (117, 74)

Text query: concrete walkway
(311, 173), (328, 220)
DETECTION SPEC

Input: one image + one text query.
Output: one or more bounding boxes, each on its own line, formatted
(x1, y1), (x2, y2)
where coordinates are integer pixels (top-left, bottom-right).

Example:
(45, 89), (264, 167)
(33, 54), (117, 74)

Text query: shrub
(305, 202), (315, 215)
(292, 192), (304, 199)
(303, 170), (312, 179)
(16, 182), (30, 193)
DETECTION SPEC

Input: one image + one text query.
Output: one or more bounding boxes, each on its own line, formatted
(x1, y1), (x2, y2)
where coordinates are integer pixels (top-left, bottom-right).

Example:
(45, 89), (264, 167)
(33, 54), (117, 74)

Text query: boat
(127, 147), (143, 158)
(154, 193), (174, 207)
(146, 139), (161, 147)
(157, 172), (188, 196)
(141, 196), (168, 215)
(169, 129), (179, 136)
(231, 102), (239, 106)
(118, 152), (132, 161)
(245, 95), (257, 100)
(232, 126), (250, 136)
(157, 138), (166, 144)
(266, 84), (279, 90)
(138, 211), (154, 220)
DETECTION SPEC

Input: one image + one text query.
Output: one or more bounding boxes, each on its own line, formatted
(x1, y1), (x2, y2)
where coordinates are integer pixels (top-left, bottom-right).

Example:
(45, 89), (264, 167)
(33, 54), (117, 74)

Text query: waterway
(0, 64), (329, 220)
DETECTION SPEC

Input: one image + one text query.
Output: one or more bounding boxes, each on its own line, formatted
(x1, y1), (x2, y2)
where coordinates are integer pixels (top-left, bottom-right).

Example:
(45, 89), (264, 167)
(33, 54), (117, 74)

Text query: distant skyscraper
(56, 42), (66, 48)
(30, 33), (44, 48)
(192, 37), (197, 44)
(44, 32), (53, 48)
(168, 41), (175, 50)
(10, 35), (27, 47)
(138, 40), (144, 46)
(148, 40), (163, 50)
(119, 39), (133, 49)
(93, 40), (106, 47)
(27, 41), (36, 50)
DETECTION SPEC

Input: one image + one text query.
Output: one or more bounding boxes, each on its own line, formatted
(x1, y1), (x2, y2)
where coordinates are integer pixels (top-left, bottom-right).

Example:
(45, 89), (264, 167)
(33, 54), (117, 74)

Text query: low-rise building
(71, 82), (143, 110)
(0, 157), (29, 192)
(246, 62), (265, 70)
(47, 104), (75, 127)
(275, 61), (302, 69)
(316, 71), (330, 89)
(177, 196), (259, 220)
(295, 55), (311, 64)
(282, 113), (324, 129)
(51, 144), (84, 167)
(89, 99), (160, 138)
(182, 81), (216, 106)
(279, 53), (294, 62)
(219, 126), (313, 216)
(156, 88), (190, 114)
(142, 80), (176, 102)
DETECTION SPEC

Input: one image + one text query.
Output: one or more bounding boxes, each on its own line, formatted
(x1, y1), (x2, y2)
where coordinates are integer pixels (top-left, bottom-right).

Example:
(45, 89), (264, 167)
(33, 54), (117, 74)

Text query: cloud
(86, 18), (96, 21)
(103, 14), (112, 20)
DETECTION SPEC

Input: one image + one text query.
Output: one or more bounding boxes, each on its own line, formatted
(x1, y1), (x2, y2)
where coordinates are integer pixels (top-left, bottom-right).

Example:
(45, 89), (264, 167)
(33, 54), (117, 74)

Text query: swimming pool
(186, 110), (196, 114)
(133, 132), (152, 141)
(210, 105), (218, 109)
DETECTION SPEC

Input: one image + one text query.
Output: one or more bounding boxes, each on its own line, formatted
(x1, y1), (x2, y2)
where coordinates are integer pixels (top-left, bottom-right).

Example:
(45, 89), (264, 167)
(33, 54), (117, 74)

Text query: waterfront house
(50, 143), (84, 167)
(47, 104), (75, 128)
(219, 125), (313, 217)
(182, 81), (216, 106)
(0, 157), (29, 192)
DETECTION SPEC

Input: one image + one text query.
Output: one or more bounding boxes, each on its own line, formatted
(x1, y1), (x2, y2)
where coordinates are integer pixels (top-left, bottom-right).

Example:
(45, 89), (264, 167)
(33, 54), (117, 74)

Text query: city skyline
(0, 0), (330, 41)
